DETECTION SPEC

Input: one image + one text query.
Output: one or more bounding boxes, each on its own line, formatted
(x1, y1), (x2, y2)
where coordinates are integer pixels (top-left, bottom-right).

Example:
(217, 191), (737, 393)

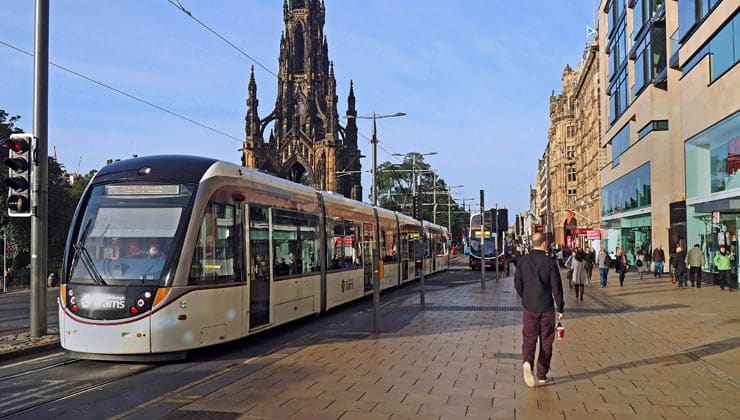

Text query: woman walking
(615, 247), (628, 287)
(636, 250), (648, 280)
(571, 250), (590, 300)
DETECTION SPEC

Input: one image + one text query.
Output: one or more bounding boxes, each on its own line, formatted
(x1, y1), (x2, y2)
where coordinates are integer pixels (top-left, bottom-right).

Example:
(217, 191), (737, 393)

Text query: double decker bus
(468, 212), (504, 271)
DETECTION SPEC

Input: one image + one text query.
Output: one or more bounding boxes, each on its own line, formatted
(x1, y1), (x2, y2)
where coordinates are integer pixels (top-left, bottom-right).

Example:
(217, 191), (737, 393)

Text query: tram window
(249, 205), (270, 278)
(381, 228), (398, 263)
(189, 203), (243, 285)
(327, 218), (361, 271)
(272, 208), (320, 280)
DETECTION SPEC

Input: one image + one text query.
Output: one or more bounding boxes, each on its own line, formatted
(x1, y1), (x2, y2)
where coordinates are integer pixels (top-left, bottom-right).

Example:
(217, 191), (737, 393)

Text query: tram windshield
(68, 183), (193, 284)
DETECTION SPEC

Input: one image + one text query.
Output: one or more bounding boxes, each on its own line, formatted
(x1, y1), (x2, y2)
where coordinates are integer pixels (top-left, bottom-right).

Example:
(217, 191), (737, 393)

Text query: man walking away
(653, 245), (665, 278)
(714, 245), (736, 291)
(514, 232), (565, 387)
(687, 244), (705, 287)
(672, 246), (688, 287)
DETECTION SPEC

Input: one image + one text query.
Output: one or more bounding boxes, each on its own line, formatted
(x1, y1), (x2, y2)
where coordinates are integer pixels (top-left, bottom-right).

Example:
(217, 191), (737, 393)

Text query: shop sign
(586, 229), (601, 240)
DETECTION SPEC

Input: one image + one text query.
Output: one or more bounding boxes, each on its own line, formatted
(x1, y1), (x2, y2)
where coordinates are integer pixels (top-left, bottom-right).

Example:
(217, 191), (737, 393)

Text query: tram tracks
(0, 357), (158, 419)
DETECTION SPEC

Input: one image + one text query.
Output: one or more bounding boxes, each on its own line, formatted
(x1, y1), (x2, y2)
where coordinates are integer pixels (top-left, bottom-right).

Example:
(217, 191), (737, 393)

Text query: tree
(0, 110), (28, 270)
(1, 109), (78, 276)
(373, 152), (469, 243)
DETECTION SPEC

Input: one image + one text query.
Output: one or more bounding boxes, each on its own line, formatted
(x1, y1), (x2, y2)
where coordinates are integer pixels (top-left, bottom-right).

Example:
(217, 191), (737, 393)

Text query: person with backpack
(597, 248), (610, 288)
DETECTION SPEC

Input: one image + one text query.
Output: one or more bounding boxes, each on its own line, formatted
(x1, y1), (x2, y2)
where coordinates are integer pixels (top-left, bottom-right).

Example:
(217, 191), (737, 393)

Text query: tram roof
(94, 155), (220, 184)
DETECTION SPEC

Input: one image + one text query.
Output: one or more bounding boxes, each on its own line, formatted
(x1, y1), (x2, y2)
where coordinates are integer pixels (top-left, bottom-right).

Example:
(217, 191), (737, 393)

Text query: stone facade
(242, 0), (362, 200)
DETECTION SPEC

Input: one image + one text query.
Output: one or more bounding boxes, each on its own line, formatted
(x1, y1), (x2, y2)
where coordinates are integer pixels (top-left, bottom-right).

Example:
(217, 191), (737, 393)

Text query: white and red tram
(59, 155), (448, 361)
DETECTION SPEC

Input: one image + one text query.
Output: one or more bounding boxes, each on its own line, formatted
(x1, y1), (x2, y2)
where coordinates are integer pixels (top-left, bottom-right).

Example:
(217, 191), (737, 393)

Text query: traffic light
(412, 194), (422, 220)
(3, 133), (34, 217)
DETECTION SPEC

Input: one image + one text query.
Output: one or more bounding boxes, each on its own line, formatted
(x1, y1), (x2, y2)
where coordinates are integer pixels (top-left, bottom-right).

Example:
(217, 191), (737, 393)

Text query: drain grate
(161, 411), (241, 419)
(425, 305), (522, 312)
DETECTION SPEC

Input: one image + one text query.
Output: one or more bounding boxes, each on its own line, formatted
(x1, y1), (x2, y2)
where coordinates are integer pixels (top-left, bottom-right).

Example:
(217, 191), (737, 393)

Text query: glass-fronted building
(601, 163), (652, 264)
(685, 111), (739, 283)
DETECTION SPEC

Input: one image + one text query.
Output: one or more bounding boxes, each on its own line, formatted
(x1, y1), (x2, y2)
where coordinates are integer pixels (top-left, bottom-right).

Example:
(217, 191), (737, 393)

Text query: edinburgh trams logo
(80, 293), (127, 309)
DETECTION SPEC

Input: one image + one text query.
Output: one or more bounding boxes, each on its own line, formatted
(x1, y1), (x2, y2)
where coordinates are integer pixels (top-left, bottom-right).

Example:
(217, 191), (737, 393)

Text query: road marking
(107, 367), (233, 420)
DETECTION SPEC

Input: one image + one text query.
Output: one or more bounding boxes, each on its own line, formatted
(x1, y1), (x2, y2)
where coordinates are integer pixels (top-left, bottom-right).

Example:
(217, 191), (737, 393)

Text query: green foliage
(1, 109), (89, 275)
(373, 152), (468, 242)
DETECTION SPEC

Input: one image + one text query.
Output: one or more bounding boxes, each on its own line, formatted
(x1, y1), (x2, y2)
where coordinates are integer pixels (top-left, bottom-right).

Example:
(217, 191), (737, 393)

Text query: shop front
(685, 112), (740, 286)
(600, 162), (652, 263)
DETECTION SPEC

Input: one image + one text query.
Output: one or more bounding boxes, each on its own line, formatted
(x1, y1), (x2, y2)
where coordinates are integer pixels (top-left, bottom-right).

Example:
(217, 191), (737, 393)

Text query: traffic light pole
(30, 0), (49, 337)
(480, 190), (486, 290)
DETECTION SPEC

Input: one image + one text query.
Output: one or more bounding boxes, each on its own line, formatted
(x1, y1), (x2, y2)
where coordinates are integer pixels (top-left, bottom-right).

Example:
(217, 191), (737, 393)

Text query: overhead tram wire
(165, 0), (414, 185)
(0, 40), (242, 143)
(167, 0), (278, 79)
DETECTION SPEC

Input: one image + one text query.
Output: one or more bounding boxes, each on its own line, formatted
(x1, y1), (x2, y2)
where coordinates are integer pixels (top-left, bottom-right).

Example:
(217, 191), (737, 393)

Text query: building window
(678, 0), (724, 42)
(632, 25), (668, 97)
(567, 164), (577, 182)
(566, 145), (577, 159)
(567, 125), (575, 138)
(682, 13), (740, 83)
(610, 124), (631, 165)
(601, 162), (651, 216)
(633, 0), (666, 39)
(567, 189), (577, 205)
(685, 111), (740, 197)
(609, 67), (629, 123)
(638, 120), (669, 139)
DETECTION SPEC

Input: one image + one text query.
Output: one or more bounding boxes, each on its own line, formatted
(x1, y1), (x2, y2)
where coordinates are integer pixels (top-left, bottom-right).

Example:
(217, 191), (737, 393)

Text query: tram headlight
(136, 298), (145, 307)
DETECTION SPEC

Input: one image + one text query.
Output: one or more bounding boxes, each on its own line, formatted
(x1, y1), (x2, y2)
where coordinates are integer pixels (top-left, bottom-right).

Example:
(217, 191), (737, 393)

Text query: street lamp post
(446, 185), (464, 232)
(393, 151), (436, 305)
(354, 111), (405, 333)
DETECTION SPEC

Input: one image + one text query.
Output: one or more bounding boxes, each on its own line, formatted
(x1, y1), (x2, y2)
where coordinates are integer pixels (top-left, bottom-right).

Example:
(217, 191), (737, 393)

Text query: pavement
(3, 260), (740, 418)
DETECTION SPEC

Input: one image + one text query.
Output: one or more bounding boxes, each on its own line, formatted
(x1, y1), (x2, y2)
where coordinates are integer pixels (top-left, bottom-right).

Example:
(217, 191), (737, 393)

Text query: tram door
(362, 223), (373, 292)
(249, 205), (270, 329)
(400, 232), (409, 281)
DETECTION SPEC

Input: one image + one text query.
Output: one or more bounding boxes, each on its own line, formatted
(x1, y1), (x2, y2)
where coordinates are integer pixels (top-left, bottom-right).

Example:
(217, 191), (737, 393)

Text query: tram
(58, 155), (449, 361)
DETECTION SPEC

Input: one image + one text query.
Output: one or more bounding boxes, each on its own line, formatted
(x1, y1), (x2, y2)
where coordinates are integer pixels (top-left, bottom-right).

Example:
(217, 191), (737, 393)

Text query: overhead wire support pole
(31, 0), (49, 337)
(371, 113), (380, 333)
(350, 111), (405, 333)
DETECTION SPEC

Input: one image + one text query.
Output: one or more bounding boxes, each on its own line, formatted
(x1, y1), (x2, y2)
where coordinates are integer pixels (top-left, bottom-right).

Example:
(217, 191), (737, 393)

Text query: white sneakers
(522, 361), (535, 387)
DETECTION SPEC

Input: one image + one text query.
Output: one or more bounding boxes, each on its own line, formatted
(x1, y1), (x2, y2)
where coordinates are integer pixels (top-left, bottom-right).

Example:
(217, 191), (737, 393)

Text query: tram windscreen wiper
(71, 219), (107, 286)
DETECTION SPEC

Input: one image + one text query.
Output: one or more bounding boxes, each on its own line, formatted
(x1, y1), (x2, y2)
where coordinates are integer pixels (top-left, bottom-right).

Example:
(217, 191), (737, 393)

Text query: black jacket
(514, 249), (564, 313)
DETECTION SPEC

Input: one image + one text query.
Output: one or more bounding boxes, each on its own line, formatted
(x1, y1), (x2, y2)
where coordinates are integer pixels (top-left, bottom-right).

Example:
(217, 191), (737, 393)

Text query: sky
(1, 1), (596, 221)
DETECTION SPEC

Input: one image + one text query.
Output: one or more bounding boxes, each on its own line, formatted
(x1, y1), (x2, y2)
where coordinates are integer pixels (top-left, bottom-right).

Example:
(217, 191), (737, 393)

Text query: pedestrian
(585, 247), (595, 283)
(652, 245), (665, 278)
(514, 232), (565, 387)
(686, 243), (705, 287)
(597, 247), (610, 287)
(636, 250), (647, 280)
(713, 245), (735, 291)
(672, 245), (688, 287)
(615, 247), (628, 287)
(571, 249), (589, 301)
(5, 267), (14, 289)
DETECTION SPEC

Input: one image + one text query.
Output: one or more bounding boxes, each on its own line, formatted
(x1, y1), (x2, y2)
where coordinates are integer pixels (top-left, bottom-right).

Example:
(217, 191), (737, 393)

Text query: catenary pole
(31, 0), (49, 336)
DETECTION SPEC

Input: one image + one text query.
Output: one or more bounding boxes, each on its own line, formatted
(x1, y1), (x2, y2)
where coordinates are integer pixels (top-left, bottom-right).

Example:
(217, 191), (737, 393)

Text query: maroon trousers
(522, 309), (556, 379)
